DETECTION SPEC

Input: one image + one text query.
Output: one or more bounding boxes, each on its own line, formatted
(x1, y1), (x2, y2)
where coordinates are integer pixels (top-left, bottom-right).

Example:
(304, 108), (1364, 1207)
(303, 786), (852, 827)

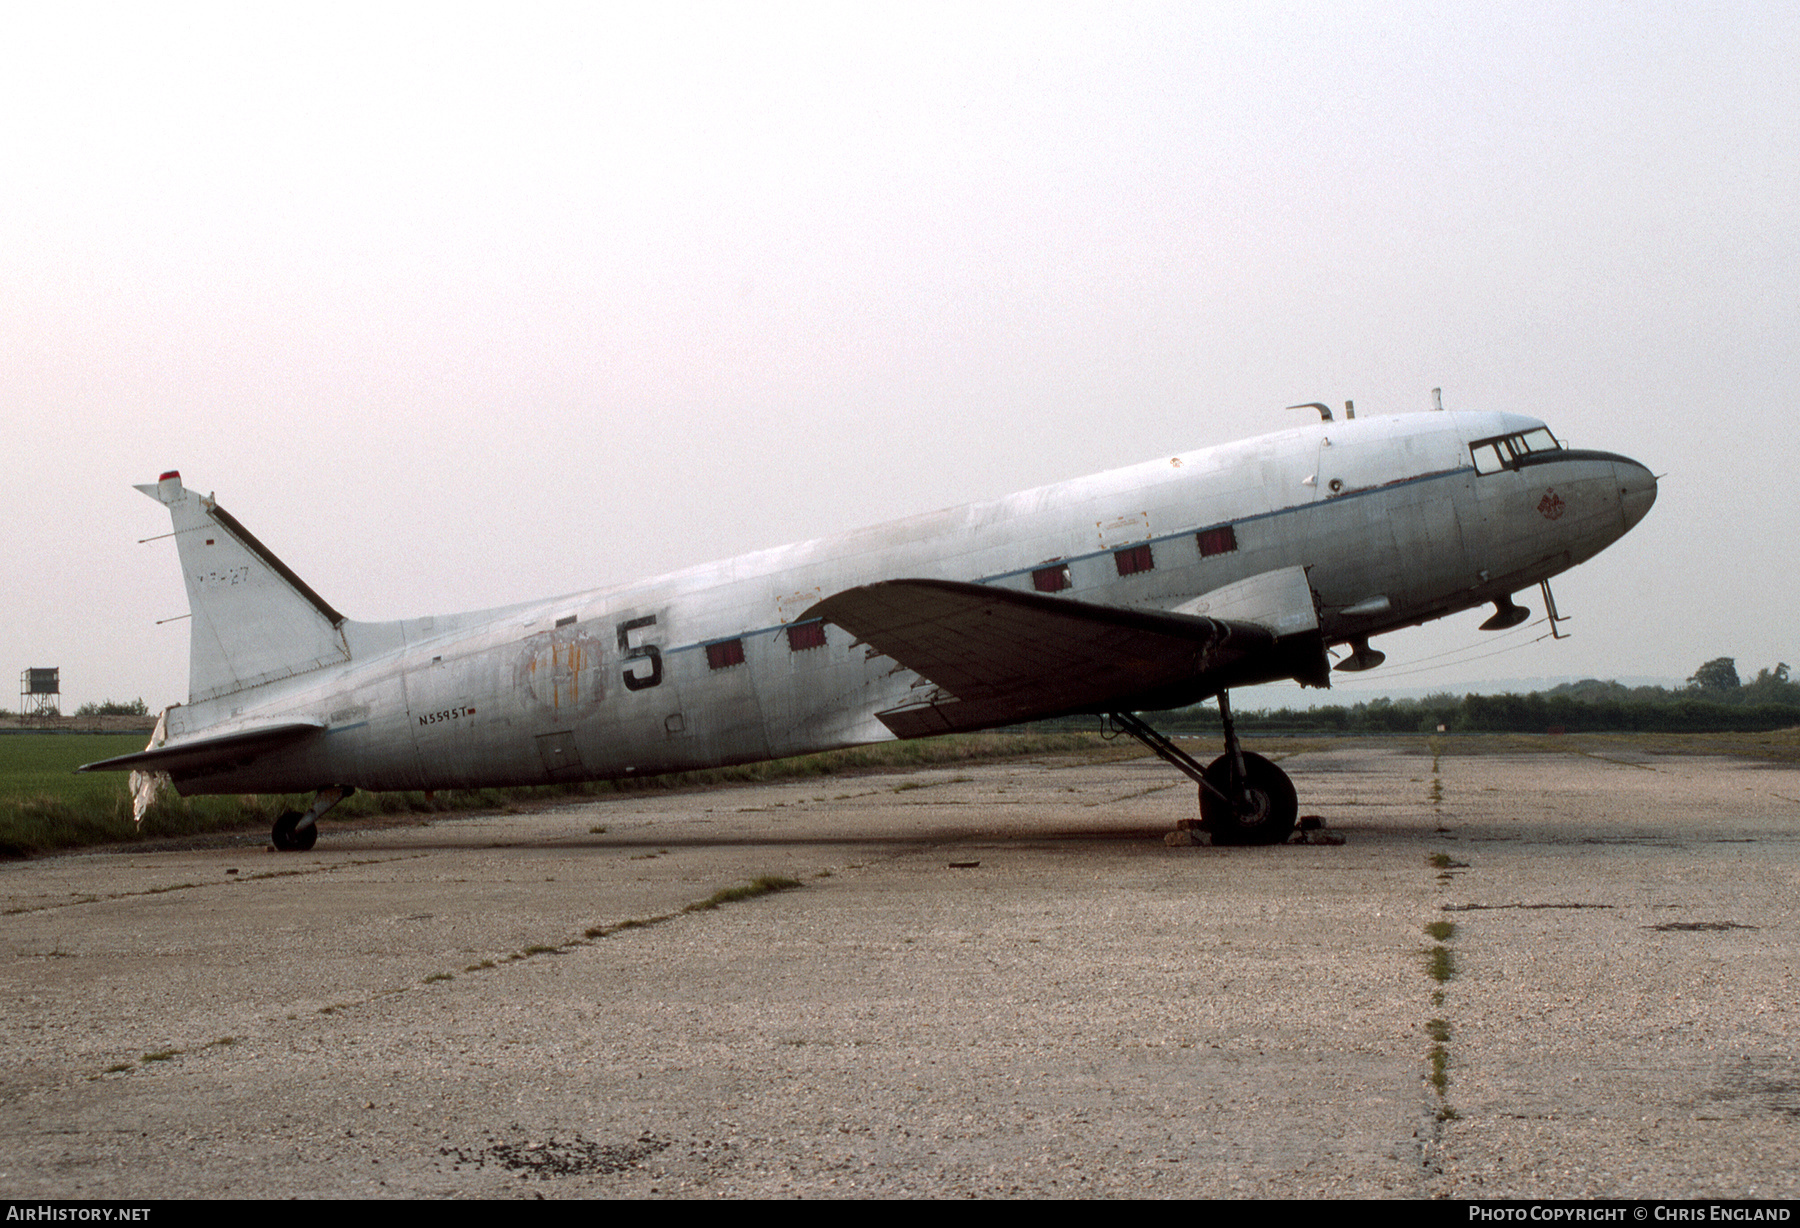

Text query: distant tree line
(72, 698), (150, 717)
(1137, 658), (1800, 736)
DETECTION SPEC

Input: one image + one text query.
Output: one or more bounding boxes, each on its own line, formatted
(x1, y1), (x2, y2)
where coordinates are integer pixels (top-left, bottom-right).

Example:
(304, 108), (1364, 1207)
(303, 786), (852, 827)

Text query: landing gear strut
(1109, 691), (1298, 845)
(271, 786), (354, 852)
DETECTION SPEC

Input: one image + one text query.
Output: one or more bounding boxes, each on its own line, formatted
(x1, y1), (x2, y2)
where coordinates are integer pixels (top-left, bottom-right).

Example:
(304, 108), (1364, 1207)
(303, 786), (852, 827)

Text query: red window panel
(786, 621), (827, 651)
(1113, 543), (1154, 576)
(1032, 564), (1070, 592)
(1196, 524), (1238, 557)
(706, 638), (745, 670)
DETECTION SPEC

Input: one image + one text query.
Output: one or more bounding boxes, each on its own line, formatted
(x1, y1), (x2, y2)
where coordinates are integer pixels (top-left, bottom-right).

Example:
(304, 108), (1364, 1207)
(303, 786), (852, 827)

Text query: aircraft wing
(806, 576), (1328, 738)
(78, 721), (326, 777)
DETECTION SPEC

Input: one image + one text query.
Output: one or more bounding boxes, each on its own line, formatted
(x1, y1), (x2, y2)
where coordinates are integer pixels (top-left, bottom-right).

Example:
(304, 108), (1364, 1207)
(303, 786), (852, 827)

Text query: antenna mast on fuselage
(1288, 400), (1357, 422)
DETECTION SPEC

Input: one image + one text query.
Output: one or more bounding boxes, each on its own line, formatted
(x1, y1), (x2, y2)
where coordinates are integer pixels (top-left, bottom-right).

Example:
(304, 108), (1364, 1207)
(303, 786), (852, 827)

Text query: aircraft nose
(1616, 457), (1657, 532)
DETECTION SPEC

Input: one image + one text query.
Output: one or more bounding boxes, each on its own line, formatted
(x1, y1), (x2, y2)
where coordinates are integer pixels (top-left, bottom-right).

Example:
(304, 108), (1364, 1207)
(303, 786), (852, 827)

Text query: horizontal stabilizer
(78, 721), (325, 776)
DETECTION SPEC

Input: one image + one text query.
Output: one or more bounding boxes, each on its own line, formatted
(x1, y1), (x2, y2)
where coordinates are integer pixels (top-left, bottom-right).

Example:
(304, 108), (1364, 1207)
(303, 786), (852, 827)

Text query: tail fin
(139, 471), (351, 703)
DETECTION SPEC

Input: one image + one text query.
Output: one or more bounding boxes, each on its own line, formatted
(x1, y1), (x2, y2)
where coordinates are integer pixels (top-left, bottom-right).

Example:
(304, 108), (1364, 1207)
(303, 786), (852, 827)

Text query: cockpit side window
(1471, 440), (1511, 474)
(1470, 428), (1562, 474)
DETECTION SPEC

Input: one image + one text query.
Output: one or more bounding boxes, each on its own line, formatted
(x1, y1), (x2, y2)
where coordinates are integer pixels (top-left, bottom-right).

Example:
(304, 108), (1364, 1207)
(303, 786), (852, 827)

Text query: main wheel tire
(271, 810), (318, 852)
(1199, 752), (1298, 845)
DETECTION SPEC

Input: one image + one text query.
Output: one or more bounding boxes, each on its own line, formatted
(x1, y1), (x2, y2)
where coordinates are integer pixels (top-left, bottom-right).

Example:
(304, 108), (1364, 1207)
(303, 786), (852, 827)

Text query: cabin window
(706, 638), (745, 670)
(1196, 525), (1237, 557)
(1113, 544), (1154, 576)
(1032, 564), (1070, 592)
(786, 621), (827, 651)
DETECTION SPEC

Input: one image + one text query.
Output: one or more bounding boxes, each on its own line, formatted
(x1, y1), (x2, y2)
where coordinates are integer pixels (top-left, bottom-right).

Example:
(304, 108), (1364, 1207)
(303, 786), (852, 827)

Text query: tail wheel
(1200, 752), (1297, 845)
(272, 810), (318, 852)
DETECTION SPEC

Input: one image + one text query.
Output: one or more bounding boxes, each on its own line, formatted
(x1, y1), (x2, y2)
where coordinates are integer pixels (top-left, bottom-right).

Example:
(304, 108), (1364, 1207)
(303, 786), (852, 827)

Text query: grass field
(0, 734), (148, 808)
(0, 733), (163, 856)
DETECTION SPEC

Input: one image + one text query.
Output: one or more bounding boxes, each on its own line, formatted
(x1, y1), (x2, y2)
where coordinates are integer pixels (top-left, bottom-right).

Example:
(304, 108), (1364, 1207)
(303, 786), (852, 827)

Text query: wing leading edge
(806, 575), (1329, 739)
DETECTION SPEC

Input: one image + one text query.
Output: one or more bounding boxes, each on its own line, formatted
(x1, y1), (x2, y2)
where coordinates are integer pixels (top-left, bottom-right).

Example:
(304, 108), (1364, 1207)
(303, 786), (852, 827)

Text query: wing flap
(1170, 564), (1319, 637)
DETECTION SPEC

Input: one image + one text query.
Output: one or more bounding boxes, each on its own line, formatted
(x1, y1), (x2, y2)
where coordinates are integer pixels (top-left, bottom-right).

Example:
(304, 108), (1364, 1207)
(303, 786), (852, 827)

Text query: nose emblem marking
(1537, 489), (1565, 521)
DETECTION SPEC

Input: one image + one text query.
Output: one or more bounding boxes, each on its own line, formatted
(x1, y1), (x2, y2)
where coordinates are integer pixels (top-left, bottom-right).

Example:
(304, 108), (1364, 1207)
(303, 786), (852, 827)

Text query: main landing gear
(271, 786), (354, 852)
(1109, 692), (1298, 845)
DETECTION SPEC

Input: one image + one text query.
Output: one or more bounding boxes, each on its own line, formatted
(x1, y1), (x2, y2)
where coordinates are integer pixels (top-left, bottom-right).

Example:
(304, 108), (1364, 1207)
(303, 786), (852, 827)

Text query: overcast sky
(5, 2), (1796, 713)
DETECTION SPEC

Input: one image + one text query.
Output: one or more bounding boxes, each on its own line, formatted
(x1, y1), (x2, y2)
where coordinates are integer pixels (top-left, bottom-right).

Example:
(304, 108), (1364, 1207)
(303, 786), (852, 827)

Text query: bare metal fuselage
(149, 409), (1654, 796)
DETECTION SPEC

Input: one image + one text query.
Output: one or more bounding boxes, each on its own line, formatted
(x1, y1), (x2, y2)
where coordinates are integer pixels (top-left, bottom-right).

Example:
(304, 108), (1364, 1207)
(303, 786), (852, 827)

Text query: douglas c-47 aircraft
(84, 404), (1656, 850)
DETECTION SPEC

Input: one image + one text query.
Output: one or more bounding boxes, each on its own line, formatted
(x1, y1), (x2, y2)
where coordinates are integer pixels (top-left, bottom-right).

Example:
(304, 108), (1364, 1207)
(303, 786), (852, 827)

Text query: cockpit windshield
(1470, 427), (1562, 475)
